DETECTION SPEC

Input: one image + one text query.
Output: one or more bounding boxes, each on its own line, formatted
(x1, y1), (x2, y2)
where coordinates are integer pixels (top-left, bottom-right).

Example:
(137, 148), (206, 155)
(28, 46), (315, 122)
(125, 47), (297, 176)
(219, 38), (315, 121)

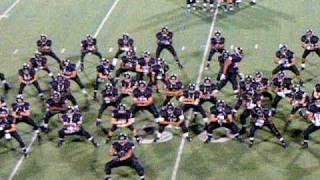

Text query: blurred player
(311, 83), (320, 102)
(50, 73), (78, 106)
(94, 58), (115, 99)
(199, 77), (218, 106)
(135, 51), (156, 81)
(58, 106), (98, 147)
(302, 99), (320, 148)
(156, 26), (183, 69)
(162, 74), (184, 106)
(29, 51), (54, 79)
(36, 34), (62, 68)
(0, 72), (11, 91)
(149, 58), (169, 91)
(105, 103), (141, 143)
(104, 133), (145, 180)
(206, 30), (225, 69)
(154, 103), (191, 143)
(115, 50), (138, 80)
(300, 29), (320, 70)
(18, 63), (44, 100)
(271, 74), (294, 112)
(118, 72), (136, 103)
(113, 33), (135, 66)
(80, 34), (103, 71)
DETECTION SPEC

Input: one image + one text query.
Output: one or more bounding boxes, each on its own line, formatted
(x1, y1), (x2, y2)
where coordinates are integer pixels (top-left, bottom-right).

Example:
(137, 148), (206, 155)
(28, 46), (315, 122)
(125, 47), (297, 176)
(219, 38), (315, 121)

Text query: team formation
(1, 0), (320, 179)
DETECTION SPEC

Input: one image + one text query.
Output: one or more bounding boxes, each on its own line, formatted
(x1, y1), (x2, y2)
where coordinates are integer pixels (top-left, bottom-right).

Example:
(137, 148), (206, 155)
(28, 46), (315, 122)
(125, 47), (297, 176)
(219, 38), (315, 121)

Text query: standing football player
(29, 51), (54, 79)
(300, 29), (320, 70)
(130, 81), (160, 121)
(272, 44), (303, 85)
(61, 59), (88, 95)
(105, 103), (141, 143)
(115, 50), (138, 80)
(36, 34), (62, 68)
(162, 74), (184, 106)
(218, 47), (244, 94)
(94, 58), (115, 99)
(113, 33), (135, 66)
(0, 108), (28, 156)
(156, 26), (183, 69)
(118, 72), (136, 103)
(96, 83), (118, 126)
(104, 133), (145, 180)
(18, 63), (44, 100)
(80, 34), (103, 71)
(154, 103), (191, 143)
(302, 99), (320, 148)
(135, 51), (156, 81)
(50, 73), (78, 106)
(58, 106), (98, 147)
(204, 100), (242, 143)
(149, 58), (169, 91)
(0, 72), (11, 91)
(205, 30), (225, 69)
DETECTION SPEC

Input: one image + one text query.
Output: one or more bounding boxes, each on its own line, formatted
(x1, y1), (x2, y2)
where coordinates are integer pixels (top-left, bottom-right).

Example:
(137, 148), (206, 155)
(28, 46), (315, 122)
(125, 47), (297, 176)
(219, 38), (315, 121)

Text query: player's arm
(109, 145), (116, 156)
(174, 115), (185, 126)
(227, 113), (234, 122)
(209, 114), (218, 122)
(159, 117), (170, 125)
(120, 149), (133, 161)
(20, 108), (31, 117)
(222, 57), (232, 76)
(6, 123), (17, 133)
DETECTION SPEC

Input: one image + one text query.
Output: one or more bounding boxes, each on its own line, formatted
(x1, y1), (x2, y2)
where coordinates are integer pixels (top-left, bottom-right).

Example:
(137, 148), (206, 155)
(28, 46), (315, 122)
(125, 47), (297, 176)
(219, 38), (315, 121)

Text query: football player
(130, 81), (160, 121)
(50, 73), (78, 106)
(104, 133), (145, 180)
(199, 77), (218, 106)
(180, 83), (208, 125)
(118, 72), (137, 103)
(311, 83), (320, 102)
(61, 59), (87, 95)
(204, 100), (242, 143)
(162, 74), (184, 106)
(154, 103), (191, 143)
(216, 49), (230, 81)
(202, 0), (216, 12)
(113, 33), (135, 66)
(218, 47), (244, 94)
(11, 95), (41, 137)
(156, 26), (183, 69)
(149, 58), (169, 92)
(300, 29), (320, 70)
(18, 63), (44, 100)
(105, 104), (141, 143)
(272, 44), (303, 85)
(29, 51), (54, 79)
(248, 106), (288, 149)
(115, 50), (138, 80)
(302, 99), (320, 148)
(41, 91), (68, 132)
(271, 74), (294, 112)
(94, 58), (115, 99)
(96, 83), (119, 126)
(206, 30), (225, 69)
(186, 0), (197, 11)
(80, 34), (103, 71)
(253, 71), (273, 101)
(58, 106), (98, 147)
(0, 72), (11, 91)
(0, 108), (28, 156)
(135, 51), (156, 81)
(36, 34), (62, 68)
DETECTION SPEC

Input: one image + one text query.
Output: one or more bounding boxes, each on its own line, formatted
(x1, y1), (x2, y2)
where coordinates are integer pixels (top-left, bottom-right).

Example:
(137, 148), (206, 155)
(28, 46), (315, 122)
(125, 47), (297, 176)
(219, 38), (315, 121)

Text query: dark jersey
(301, 35), (319, 45)
(210, 105), (233, 123)
(112, 141), (136, 159)
(133, 87), (153, 99)
(63, 63), (77, 77)
(97, 64), (113, 76)
(112, 110), (133, 122)
(0, 116), (14, 132)
(182, 90), (200, 100)
(199, 83), (217, 98)
(137, 57), (157, 73)
(121, 79), (136, 89)
(151, 63), (169, 80)
(118, 38), (134, 48)
(165, 81), (184, 91)
(61, 112), (82, 124)
(101, 88), (118, 103)
(210, 36), (225, 46)
(30, 56), (48, 68)
(275, 50), (295, 65)
(307, 104), (320, 126)
(156, 32), (173, 45)
(11, 102), (30, 114)
(160, 107), (183, 122)
(228, 54), (242, 73)
(19, 68), (36, 82)
(46, 98), (66, 109)
(81, 38), (97, 50)
(121, 55), (137, 69)
(37, 39), (52, 48)
(50, 79), (71, 94)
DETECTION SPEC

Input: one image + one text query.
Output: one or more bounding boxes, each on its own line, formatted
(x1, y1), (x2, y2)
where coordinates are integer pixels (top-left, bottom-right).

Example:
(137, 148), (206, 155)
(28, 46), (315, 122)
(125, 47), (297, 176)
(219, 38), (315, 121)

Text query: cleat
(95, 119), (102, 126)
(4, 83), (11, 91)
(248, 142), (253, 148)
(239, 127), (246, 135)
(186, 136), (192, 142)
(204, 137), (211, 144)
(153, 137), (160, 143)
(22, 148), (28, 157)
(282, 142), (288, 149)
(177, 62), (183, 69)
(301, 142), (308, 149)
(57, 141), (64, 147)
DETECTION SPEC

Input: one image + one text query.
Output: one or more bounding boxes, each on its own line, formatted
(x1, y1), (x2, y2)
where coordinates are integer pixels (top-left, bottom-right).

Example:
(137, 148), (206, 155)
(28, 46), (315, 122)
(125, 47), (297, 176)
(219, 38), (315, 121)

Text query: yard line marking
(181, 46), (185, 51)
(13, 49), (19, 55)
(230, 44), (234, 50)
(60, 48), (66, 54)
(108, 47), (113, 53)
(254, 44), (259, 49)
(8, 0), (121, 179)
(134, 47), (137, 51)
(171, 3), (220, 180)
(8, 133), (37, 180)
(93, 0), (120, 38)
(0, 0), (21, 21)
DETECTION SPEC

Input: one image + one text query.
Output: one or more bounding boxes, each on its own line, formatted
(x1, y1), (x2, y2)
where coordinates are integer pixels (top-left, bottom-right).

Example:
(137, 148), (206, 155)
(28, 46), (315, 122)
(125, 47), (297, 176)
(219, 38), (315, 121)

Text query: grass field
(1, 0), (320, 180)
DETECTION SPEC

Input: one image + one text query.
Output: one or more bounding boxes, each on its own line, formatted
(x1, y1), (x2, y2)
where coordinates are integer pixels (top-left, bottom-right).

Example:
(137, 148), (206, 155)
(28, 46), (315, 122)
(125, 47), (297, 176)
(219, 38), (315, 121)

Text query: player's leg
(302, 124), (320, 148)
(47, 50), (62, 67)
(57, 128), (67, 146)
(162, 96), (173, 106)
(301, 49), (311, 70)
(225, 122), (242, 142)
(18, 83), (27, 95)
(206, 48), (217, 69)
(271, 65), (282, 76)
(32, 81), (44, 99)
(130, 158), (145, 180)
(65, 94), (78, 106)
(156, 44), (165, 58)
(0, 72), (11, 90)
(289, 65), (303, 86)
(154, 124), (166, 142)
(248, 125), (258, 147)
(271, 95), (282, 112)
(204, 122), (220, 143)
(41, 111), (56, 132)
(265, 122), (287, 148)
(180, 121), (192, 141)
(104, 159), (124, 179)
(96, 102), (109, 124)
(146, 104), (160, 120)
(239, 109), (251, 134)
(77, 127), (98, 147)
(10, 131), (27, 156)
(166, 45), (183, 69)
(229, 73), (239, 94)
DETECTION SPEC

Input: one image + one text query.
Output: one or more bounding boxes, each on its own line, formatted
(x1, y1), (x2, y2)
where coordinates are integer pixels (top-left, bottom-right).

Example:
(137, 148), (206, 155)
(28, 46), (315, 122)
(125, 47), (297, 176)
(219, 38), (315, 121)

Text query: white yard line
(60, 48), (66, 54)
(93, 0), (120, 38)
(171, 4), (220, 180)
(0, 0), (21, 21)
(254, 44), (259, 49)
(8, 1), (120, 179)
(108, 47), (113, 53)
(13, 49), (19, 55)
(181, 46), (185, 51)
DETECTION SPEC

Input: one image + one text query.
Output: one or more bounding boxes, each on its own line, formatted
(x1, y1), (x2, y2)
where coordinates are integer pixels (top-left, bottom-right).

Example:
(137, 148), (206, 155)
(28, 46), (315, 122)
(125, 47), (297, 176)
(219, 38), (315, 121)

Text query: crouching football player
(302, 99), (320, 148)
(154, 103), (191, 143)
(80, 34), (103, 71)
(204, 100), (242, 143)
(105, 104), (141, 143)
(58, 106), (98, 147)
(104, 133), (145, 180)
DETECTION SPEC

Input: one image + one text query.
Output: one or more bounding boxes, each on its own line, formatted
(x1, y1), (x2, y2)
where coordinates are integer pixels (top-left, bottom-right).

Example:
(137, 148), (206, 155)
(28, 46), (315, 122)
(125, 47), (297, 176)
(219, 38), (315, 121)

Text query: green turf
(1, 0), (320, 179)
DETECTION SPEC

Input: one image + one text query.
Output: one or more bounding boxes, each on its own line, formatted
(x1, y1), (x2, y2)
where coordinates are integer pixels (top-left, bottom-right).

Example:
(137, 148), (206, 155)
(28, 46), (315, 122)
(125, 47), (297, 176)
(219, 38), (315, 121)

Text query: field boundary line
(0, 0), (21, 21)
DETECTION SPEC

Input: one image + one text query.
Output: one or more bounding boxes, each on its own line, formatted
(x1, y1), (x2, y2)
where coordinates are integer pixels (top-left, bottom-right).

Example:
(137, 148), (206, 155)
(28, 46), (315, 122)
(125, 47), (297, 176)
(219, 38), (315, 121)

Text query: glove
(5, 132), (11, 139)
(112, 156), (120, 162)
(220, 74), (226, 81)
(284, 64), (291, 68)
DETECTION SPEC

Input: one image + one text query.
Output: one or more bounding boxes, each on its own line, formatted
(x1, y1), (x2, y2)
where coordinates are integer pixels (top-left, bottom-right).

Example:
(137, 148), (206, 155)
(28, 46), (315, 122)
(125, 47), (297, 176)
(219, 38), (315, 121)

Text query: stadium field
(1, 0), (320, 180)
